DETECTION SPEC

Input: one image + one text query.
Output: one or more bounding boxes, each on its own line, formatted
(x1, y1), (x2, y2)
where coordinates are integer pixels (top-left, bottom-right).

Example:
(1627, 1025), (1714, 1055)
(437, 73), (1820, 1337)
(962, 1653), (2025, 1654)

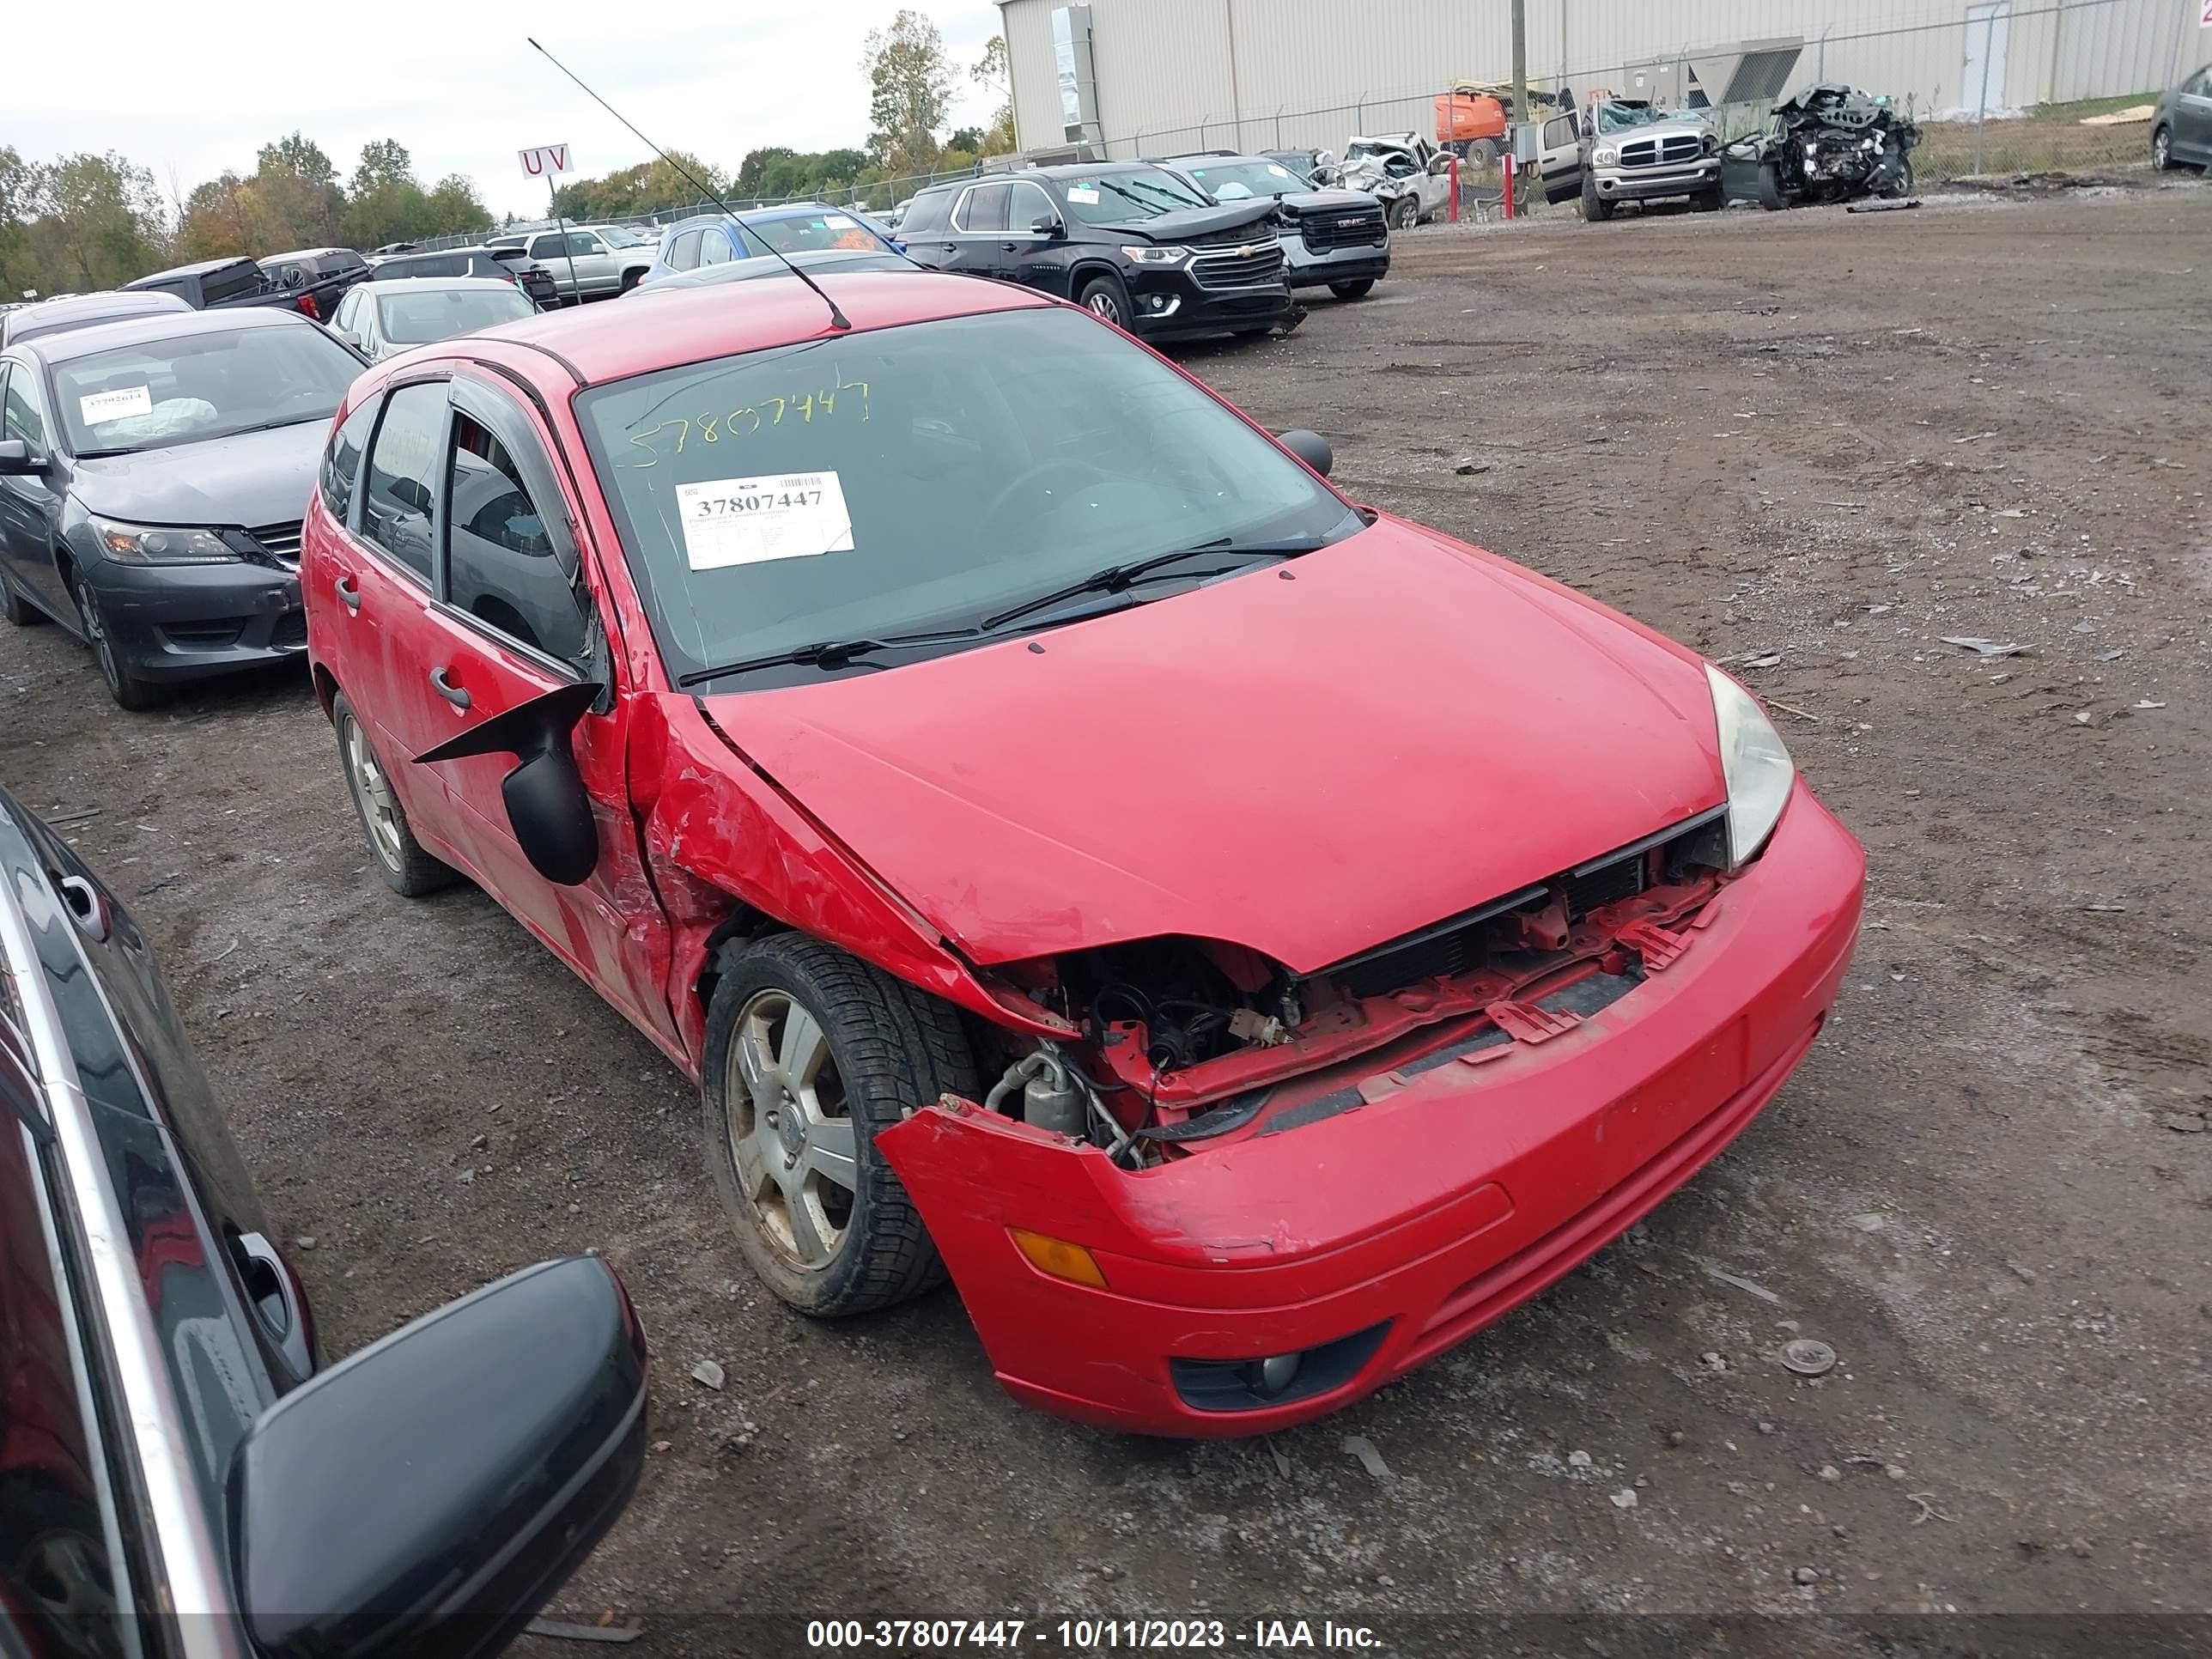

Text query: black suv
(258, 245), (373, 323)
(898, 163), (1296, 343)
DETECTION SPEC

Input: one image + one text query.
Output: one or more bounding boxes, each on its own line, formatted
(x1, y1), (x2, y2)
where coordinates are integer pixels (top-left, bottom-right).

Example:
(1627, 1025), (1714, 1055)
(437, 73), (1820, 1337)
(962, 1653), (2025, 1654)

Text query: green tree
(176, 173), (254, 261)
(863, 9), (953, 176)
(421, 174), (491, 238)
(0, 147), (45, 300)
(350, 139), (414, 196)
(43, 152), (167, 290)
(972, 34), (1017, 155)
(256, 131), (337, 186)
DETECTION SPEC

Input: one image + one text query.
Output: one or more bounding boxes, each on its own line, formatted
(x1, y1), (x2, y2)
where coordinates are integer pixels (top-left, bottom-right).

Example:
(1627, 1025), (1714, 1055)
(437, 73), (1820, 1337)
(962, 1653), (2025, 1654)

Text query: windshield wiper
(222, 414), (332, 437)
(979, 536), (1324, 633)
(676, 627), (981, 688)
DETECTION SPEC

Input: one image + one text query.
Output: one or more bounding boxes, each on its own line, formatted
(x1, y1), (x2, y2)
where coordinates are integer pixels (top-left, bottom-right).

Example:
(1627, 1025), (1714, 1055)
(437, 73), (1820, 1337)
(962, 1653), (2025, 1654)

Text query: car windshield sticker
(677, 471), (853, 570)
(79, 386), (154, 424)
(823, 213), (859, 228)
(1066, 185), (1102, 204)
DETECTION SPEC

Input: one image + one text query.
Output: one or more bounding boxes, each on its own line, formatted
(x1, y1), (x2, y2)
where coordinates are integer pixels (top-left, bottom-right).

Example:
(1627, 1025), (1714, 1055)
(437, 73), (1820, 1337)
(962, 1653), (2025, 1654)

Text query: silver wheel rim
(341, 714), (404, 872)
(1085, 290), (1121, 323)
(726, 988), (856, 1272)
(2153, 132), (2168, 168)
(80, 595), (119, 690)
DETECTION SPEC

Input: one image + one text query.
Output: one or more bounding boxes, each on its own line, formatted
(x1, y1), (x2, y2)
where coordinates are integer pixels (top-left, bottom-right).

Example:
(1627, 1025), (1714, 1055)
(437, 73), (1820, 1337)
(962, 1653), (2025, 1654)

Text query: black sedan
(0, 783), (647, 1657)
(0, 309), (364, 709)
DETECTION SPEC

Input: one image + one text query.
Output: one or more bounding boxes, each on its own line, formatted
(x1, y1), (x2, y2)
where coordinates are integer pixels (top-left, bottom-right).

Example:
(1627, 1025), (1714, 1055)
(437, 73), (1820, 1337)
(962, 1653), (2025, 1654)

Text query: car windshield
(739, 211), (895, 255)
(1057, 169), (1212, 224)
(52, 325), (363, 457)
(376, 286), (537, 343)
(575, 306), (1357, 685)
(1184, 160), (1307, 200)
(1595, 102), (1674, 132)
(599, 226), (652, 247)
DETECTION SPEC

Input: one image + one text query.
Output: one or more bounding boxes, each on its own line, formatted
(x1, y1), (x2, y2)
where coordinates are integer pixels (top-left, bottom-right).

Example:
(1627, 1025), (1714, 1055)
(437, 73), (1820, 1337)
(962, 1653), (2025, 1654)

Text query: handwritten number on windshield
(623, 379), (871, 469)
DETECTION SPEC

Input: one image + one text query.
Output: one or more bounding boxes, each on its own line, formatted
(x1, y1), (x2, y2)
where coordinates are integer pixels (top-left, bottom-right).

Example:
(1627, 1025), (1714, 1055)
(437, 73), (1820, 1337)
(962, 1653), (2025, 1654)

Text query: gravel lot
(3, 182), (2209, 1656)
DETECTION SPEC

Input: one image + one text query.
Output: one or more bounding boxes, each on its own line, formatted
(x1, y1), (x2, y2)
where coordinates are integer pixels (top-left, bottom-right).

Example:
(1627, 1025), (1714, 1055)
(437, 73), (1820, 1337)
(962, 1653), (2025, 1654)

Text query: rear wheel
(333, 692), (455, 896)
(0, 568), (39, 627)
(1329, 278), (1375, 300)
(1580, 173), (1614, 222)
(1076, 273), (1131, 330)
(702, 933), (979, 1316)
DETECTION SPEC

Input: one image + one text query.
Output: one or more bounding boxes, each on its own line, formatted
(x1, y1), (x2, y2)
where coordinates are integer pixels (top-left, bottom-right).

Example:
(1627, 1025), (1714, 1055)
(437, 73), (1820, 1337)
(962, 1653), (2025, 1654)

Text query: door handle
(430, 666), (471, 710)
(229, 1231), (313, 1378)
(333, 574), (360, 611)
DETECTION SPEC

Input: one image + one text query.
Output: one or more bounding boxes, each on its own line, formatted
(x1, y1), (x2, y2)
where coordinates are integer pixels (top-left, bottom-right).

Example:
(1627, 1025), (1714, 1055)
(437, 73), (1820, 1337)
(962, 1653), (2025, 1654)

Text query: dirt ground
(4, 183), (2210, 1656)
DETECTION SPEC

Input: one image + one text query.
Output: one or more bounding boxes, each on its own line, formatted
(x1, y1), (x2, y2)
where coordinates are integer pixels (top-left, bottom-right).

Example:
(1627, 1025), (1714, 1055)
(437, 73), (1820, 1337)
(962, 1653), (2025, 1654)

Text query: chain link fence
(409, 0), (2187, 250)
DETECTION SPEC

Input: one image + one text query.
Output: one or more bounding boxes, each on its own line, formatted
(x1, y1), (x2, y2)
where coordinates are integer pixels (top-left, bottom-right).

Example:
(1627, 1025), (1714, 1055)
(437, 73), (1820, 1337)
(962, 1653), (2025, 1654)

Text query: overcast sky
(9, 3), (1006, 220)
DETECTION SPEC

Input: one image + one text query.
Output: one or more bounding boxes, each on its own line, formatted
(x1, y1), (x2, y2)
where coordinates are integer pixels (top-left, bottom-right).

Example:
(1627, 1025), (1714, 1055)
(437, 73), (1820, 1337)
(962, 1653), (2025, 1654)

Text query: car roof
(126, 256), (259, 281)
(1023, 162), (1158, 180)
(29, 305), (322, 364)
(640, 248), (918, 293)
(259, 247), (355, 264)
(466, 270), (1048, 386)
(3, 290), (192, 341)
(356, 276), (521, 295)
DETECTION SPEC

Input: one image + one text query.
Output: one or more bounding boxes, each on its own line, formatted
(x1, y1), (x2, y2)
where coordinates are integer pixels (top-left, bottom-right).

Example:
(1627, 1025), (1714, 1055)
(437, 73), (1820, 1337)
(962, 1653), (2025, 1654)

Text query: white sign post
(519, 145), (579, 305)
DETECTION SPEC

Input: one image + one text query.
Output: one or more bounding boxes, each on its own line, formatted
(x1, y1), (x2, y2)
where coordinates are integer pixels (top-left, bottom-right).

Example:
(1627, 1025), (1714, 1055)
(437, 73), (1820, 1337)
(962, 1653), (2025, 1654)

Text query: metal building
(998, 0), (2208, 160)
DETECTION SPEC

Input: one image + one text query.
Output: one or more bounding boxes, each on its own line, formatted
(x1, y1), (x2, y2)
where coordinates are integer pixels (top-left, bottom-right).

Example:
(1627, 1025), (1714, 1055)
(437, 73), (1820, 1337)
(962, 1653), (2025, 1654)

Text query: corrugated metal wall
(997, 0), (2199, 156)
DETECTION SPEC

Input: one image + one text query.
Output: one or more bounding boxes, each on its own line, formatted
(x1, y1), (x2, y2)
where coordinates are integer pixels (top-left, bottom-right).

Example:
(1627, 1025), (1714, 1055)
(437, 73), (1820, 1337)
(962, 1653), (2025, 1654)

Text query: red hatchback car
(300, 272), (1863, 1436)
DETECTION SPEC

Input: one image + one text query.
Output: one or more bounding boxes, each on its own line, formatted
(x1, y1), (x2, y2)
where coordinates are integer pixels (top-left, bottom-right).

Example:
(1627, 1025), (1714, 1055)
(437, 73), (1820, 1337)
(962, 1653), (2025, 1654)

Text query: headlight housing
(1702, 131), (1721, 156)
(1705, 663), (1795, 868)
(1120, 245), (1193, 266)
(1593, 146), (1619, 167)
(88, 516), (240, 566)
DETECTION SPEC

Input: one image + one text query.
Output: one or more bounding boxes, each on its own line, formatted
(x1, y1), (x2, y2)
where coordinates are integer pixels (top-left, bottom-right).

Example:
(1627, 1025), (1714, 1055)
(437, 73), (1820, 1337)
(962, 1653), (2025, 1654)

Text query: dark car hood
(67, 419), (327, 528)
(1103, 201), (1279, 244)
(703, 518), (1727, 972)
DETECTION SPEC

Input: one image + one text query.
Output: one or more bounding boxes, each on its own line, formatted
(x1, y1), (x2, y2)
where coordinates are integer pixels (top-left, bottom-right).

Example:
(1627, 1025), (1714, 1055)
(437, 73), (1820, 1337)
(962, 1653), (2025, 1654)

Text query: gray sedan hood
(67, 419), (325, 529)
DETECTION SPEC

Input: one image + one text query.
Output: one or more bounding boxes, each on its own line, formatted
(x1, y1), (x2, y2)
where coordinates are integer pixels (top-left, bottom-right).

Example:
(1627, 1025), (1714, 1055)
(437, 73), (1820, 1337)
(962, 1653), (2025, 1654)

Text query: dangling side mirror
(415, 681), (604, 884)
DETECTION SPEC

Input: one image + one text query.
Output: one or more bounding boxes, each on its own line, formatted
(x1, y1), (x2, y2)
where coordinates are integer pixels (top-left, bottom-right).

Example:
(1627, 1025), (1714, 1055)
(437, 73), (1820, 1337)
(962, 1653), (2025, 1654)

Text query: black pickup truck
(121, 253), (344, 320)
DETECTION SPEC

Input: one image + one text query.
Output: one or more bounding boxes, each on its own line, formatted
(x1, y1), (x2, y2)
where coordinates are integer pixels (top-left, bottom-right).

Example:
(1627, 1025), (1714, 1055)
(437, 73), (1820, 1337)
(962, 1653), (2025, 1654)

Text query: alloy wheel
(2152, 130), (2171, 170)
(79, 593), (120, 695)
(726, 988), (857, 1272)
(341, 713), (404, 872)
(1085, 290), (1123, 325)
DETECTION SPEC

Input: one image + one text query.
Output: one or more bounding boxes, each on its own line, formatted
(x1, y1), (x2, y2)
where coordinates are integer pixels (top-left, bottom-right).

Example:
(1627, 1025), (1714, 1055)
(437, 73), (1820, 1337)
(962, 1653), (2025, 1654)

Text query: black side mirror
(230, 1257), (647, 1659)
(1030, 213), (1064, 238)
(0, 439), (40, 476)
(1277, 428), (1334, 477)
(415, 681), (603, 884)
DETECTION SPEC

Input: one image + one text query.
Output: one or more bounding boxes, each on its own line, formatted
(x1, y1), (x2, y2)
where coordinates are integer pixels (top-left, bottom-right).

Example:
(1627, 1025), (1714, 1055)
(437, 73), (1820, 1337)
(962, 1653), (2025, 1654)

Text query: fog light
(1251, 1353), (1301, 1395)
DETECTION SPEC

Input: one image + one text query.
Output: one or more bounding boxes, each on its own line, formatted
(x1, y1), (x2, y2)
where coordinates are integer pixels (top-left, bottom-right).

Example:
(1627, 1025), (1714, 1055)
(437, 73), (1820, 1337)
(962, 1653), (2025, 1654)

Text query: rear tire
(701, 932), (979, 1317)
(0, 569), (39, 627)
(1580, 173), (1614, 222)
(1329, 278), (1375, 300)
(333, 692), (455, 896)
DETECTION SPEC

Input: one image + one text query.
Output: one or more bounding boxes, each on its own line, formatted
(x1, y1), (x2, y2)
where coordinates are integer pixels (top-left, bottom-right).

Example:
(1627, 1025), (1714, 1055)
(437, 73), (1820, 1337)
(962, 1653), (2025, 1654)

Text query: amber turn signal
(1008, 1228), (1109, 1289)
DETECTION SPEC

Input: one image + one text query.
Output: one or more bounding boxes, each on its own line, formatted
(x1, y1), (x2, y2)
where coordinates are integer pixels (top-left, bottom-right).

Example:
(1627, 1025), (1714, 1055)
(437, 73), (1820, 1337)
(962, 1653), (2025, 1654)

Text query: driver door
(1540, 112), (1586, 203)
(408, 374), (680, 1053)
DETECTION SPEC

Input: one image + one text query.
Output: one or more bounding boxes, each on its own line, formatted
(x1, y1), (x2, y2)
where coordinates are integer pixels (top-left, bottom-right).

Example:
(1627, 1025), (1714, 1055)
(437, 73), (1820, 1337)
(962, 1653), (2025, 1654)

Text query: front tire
(1757, 161), (1790, 211)
(1076, 273), (1132, 330)
(76, 585), (156, 711)
(1389, 196), (1421, 230)
(1877, 155), (1915, 198)
(618, 268), (642, 294)
(333, 692), (454, 896)
(1581, 173), (1614, 222)
(1692, 184), (1726, 212)
(1329, 278), (1375, 300)
(702, 933), (978, 1316)
(2151, 126), (2173, 172)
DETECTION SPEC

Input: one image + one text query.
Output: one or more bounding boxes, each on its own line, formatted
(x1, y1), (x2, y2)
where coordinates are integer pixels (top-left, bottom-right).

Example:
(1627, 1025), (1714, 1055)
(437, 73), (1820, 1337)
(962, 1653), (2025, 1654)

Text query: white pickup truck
(1537, 100), (1725, 222)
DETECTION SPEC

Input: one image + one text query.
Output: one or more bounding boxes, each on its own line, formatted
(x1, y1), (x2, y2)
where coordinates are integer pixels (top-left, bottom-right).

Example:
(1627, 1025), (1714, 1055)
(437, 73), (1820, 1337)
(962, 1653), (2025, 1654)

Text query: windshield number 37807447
(693, 487), (823, 516)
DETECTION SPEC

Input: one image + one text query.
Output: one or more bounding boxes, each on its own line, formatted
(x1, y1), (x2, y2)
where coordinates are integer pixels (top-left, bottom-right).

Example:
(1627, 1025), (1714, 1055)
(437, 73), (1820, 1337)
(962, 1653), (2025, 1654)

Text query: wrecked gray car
(1734, 83), (1921, 209)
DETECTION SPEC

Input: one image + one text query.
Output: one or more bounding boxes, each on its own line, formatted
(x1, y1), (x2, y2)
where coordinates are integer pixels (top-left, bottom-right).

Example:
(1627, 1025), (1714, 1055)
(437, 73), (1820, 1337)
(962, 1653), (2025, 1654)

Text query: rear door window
(668, 229), (704, 271)
(957, 184), (1011, 232)
(359, 381), (447, 582)
(699, 228), (734, 266)
(528, 233), (567, 260)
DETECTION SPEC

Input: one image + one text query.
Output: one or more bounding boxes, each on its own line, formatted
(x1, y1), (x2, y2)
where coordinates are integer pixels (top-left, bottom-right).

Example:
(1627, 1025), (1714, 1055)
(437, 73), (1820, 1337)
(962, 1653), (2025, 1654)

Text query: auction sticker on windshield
(1066, 186), (1101, 204)
(80, 386), (153, 424)
(677, 472), (854, 570)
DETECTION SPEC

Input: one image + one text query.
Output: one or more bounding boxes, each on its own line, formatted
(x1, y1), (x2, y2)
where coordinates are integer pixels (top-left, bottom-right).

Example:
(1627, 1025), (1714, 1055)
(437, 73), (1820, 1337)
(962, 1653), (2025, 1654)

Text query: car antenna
(526, 37), (852, 331)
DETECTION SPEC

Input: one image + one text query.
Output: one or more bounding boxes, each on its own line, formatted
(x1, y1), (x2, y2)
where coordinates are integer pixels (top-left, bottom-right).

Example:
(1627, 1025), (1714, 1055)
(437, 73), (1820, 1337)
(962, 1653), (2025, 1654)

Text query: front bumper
(880, 781), (1863, 1436)
(82, 556), (305, 684)
(1125, 268), (1296, 341)
(1285, 247), (1390, 289)
(1595, 161), (1722, 201)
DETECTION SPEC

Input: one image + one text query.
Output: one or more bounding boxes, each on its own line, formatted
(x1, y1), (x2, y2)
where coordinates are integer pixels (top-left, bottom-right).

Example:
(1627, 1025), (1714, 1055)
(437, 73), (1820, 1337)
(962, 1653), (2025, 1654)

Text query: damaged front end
(936, 805), (1735, 1168)
(1735, 82), (1922, 209)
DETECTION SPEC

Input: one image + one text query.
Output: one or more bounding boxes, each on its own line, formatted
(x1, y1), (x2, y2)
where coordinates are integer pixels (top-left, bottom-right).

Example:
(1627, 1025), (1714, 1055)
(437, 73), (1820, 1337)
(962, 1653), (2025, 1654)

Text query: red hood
(701, 518), (1724, 973)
